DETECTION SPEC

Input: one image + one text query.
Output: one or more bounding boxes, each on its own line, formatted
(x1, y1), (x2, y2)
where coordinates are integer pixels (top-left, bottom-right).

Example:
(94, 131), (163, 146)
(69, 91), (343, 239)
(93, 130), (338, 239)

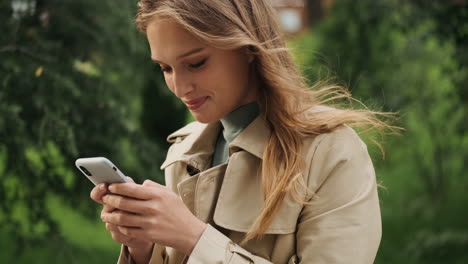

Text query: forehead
(146, 19), (206, 62)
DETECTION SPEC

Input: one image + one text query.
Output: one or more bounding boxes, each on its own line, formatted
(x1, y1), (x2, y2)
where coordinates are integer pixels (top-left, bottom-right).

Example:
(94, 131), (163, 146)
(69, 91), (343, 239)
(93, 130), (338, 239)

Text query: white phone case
(75, 157), (129, 186)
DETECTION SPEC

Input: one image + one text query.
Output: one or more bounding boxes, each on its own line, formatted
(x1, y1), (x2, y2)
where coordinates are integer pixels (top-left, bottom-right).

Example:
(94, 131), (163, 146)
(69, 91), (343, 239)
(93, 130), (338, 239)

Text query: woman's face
(146, 19), (258, 123)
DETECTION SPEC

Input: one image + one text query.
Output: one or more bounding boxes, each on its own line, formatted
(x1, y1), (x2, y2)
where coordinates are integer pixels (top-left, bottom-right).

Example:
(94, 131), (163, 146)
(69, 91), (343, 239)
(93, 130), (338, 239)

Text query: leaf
(35, 66), (44, 77)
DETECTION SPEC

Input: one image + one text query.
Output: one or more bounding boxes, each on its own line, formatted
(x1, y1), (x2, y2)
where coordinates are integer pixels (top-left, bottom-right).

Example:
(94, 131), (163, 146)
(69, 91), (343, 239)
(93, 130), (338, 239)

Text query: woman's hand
(89, 182), (109, 205)
(90, 181), (154, 250)
(100, 180), (207, 256)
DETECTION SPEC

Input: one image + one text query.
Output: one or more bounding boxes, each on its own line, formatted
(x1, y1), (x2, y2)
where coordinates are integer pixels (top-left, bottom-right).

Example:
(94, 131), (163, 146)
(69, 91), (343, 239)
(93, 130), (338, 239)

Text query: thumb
(142, 179), (161, 187)
(125, 176), (135, 183)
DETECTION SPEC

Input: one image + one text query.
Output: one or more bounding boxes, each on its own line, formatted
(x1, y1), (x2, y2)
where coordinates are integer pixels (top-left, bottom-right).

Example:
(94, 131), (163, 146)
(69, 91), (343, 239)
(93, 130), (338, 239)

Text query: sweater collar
(220, 102), (260, 144)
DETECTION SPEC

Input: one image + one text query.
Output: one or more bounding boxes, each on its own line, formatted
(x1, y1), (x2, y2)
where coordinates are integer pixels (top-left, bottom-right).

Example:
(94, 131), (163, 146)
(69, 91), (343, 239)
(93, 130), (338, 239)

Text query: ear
(247, 53), (255, 63)
(242, 46), (256, 64)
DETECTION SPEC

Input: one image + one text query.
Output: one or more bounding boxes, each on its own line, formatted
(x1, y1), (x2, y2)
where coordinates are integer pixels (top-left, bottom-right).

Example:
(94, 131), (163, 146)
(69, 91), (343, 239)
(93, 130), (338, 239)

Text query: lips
(184, 96), (208, 110)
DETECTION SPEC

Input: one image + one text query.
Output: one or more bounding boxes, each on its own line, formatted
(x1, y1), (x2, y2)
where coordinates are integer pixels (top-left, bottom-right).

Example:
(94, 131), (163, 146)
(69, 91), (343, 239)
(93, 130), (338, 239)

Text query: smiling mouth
(185, 96), (208, 110)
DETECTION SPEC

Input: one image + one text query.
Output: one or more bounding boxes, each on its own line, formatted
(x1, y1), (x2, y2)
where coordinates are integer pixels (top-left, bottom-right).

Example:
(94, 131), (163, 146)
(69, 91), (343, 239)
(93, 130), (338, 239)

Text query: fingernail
(99, 184), (105, 191)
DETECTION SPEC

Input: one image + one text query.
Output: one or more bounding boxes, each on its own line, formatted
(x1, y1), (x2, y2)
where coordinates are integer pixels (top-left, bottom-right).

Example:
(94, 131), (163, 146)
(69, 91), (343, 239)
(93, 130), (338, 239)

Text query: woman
(91, 0), (394, 263)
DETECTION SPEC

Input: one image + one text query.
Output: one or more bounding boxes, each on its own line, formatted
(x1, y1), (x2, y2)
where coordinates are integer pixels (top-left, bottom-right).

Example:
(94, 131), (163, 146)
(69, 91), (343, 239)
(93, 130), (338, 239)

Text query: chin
(191, 112), (219, 124)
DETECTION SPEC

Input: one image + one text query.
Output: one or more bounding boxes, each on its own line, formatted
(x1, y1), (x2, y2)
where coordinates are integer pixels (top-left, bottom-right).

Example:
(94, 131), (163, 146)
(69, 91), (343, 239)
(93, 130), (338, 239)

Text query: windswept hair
(136, 0), (398, 245)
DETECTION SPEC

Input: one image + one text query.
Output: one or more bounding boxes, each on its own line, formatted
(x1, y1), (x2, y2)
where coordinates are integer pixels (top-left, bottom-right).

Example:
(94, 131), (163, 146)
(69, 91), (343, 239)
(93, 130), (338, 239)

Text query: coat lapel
(160, 121), (221, 172)
(212, 117), (302, 234)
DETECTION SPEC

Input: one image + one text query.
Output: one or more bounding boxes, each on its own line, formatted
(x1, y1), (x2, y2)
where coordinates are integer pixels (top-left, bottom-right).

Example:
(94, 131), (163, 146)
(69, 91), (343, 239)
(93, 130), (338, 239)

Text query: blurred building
(270, 0), (306, 34)
(270, 0), (335, 35)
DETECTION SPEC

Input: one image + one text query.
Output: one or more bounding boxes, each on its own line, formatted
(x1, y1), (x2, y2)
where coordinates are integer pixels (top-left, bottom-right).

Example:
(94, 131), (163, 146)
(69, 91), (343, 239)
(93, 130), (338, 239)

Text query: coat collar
(160, 115), (271, 170)
(161, 114), (312, 235)
(160, 105), (335, 170)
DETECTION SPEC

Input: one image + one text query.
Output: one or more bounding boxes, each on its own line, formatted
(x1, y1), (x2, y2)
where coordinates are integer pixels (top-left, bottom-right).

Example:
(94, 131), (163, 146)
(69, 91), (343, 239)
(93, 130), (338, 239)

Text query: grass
(0, 194), (120, 263)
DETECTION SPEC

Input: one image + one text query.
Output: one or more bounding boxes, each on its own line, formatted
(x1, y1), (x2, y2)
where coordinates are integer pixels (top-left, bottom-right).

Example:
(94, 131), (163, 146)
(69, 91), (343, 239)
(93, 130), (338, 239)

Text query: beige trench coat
(118, 114), (382, 264)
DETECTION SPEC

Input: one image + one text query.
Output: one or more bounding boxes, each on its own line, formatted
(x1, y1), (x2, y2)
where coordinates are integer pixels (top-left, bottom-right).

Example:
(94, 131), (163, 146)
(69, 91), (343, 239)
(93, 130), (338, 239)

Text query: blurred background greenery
(0, 0), (466, 263)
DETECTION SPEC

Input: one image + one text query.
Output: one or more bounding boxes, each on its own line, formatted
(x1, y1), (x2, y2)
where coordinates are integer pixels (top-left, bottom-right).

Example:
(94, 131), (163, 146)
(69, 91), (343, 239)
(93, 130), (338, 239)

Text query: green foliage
(1, 0), (466, 262)
(291, 0), (468, 263)
(0, 0), (186, 258)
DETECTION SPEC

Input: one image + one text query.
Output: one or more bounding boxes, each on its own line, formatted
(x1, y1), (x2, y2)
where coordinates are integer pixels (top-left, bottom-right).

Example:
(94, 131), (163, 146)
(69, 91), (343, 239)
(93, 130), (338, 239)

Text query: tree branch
(0, 45), (56, 63)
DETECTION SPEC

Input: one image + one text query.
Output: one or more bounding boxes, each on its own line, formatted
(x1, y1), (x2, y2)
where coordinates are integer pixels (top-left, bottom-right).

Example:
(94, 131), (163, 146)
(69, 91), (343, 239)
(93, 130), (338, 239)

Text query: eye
(189, 58), (207, 69)
(160, 65), (172, 73)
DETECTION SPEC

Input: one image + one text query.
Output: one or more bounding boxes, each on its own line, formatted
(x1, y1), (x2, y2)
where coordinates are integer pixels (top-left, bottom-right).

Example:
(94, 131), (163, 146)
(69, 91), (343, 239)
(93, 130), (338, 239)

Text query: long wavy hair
(136, 0), (397, 245)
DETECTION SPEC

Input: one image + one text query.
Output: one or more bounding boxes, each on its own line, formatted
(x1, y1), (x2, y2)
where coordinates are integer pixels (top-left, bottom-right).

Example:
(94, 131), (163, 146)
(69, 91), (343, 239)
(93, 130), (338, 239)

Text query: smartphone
(75, 157), (129, 186)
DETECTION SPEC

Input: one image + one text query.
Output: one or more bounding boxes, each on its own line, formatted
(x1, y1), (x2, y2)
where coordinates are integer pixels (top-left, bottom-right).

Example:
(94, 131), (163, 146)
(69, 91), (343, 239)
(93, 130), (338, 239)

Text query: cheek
(218, 68), (250, 97)
(194, 56), (251, 102)
(192, 71), (216, 93)
(163, 75), (175, 93)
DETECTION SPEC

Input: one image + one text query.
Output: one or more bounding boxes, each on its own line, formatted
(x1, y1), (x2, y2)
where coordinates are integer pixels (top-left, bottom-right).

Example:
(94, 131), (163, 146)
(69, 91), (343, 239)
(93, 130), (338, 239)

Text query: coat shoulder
(166, 121), (205, 143)
(302, 124), (374, 194)
(313, 124), (369, 158)
(304, 124), (370, 173)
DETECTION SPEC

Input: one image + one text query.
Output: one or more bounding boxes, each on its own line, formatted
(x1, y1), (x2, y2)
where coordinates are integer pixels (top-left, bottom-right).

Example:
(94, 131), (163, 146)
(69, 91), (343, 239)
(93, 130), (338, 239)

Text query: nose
(168, 71), (195, 98)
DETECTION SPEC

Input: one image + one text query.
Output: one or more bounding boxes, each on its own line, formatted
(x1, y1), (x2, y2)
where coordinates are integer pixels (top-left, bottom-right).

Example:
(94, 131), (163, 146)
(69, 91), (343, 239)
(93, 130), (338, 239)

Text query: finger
(101, 207), (122, 221)
(107, 226), (133, 243)
(105, 222), (113, 231)
(117, 225), (151, 241)
(90, 183), (108, 204)
(109, 229), (146, 248)
(142, 179), (162, 188)
(101, 210), (145, 227)
(105, 222), (149, 248)
(126, 176), (135, 183)
(108, 182), (159, 200)
(103, 204), (117, 213)
(106, 222), (120, 232)
(109, 230), (129, 245)
(102, 194), (150, 214)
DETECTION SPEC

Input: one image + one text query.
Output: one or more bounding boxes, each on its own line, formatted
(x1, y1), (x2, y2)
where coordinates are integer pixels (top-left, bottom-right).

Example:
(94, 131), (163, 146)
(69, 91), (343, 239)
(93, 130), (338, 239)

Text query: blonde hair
(136, 0), (398, 245)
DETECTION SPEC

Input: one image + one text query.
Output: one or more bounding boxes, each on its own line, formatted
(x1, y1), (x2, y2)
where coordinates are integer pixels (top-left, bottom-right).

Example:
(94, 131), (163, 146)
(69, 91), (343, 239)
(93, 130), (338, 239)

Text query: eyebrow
(151, 47), (205, 64)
